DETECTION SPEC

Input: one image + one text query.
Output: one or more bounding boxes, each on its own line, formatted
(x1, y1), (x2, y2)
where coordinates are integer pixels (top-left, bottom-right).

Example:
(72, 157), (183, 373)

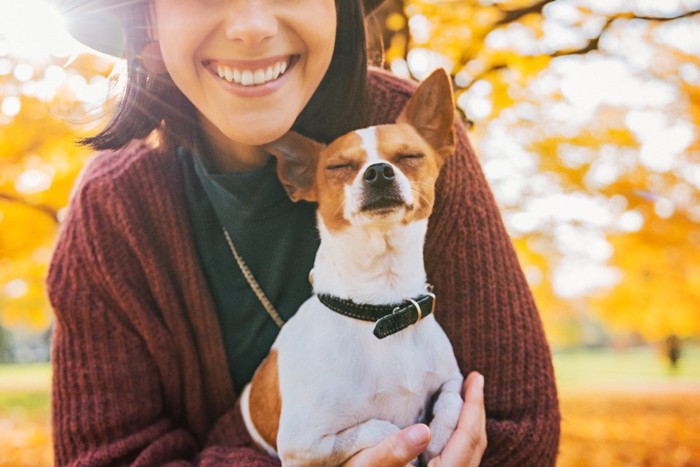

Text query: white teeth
(214, 58), (291, 86)
(241, 70), (254, 86)
(253, 69), (266, 84)
(273, 62), (281, 79)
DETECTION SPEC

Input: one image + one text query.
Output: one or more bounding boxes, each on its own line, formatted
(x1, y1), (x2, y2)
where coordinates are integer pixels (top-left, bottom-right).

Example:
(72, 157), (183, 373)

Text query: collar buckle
(407, 298), (422, 322)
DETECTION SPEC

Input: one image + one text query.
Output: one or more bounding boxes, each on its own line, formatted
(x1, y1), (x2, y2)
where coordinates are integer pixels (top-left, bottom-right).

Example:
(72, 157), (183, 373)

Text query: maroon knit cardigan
(48, 69), (560, 466)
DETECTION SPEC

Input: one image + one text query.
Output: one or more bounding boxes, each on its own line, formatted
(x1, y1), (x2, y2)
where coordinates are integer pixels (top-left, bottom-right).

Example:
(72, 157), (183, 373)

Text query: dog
(240, 68), (464, 466)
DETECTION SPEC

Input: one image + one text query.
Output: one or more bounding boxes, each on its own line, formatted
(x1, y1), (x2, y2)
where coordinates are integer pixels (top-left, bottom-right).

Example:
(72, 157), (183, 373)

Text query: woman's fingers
(343, 423), (431, 467)
(429, 371), (487, 467)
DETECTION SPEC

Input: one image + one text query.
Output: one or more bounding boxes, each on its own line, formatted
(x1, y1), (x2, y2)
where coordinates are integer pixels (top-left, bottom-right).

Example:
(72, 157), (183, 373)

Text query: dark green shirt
(177, 147), (319, 392)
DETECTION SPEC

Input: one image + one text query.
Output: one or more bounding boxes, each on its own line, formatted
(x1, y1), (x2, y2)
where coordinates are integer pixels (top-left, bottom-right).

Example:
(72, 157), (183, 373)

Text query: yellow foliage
(1, 53), (112, 334)
(590, 229), (700, 341)
(513, 236), (582, 347)
(386, 12), (406, 32)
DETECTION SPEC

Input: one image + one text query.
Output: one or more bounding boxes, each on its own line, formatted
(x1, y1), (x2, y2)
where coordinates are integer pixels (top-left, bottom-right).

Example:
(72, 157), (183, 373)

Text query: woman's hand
(343, 371), (487, 466)
(427, 371), (487, 467)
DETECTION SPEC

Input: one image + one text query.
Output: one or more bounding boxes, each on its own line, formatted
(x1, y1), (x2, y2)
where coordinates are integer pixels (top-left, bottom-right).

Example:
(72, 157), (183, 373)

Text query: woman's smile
(203, 55), (299, 97)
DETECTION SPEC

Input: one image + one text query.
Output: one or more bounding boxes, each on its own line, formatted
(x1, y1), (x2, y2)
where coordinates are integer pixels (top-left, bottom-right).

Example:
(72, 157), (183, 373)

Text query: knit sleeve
(47, 156), (278, 466)
(425, 122), (561, 465)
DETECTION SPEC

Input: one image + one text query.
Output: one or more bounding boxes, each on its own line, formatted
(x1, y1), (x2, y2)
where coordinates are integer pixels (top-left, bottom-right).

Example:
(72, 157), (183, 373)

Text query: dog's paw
(356, 418), (401, 446)
(421, 426), (451, 463)
(421, 392), (463, 462)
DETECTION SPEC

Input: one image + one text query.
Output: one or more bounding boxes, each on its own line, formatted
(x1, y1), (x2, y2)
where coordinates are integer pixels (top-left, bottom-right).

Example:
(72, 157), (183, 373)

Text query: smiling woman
(38, 0), (561, 465)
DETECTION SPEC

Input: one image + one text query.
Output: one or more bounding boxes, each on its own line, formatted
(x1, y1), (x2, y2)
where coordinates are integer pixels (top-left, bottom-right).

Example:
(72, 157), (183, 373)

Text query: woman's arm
(48, 154), (279, 466)
(425, 121), (561, 466)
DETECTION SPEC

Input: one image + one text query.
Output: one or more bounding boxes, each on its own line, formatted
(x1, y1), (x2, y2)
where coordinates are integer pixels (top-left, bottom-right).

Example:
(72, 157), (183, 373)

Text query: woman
(50, 0), (560, 465)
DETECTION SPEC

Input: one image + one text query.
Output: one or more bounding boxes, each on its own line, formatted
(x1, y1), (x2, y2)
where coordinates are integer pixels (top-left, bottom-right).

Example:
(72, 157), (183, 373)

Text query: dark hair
(82, 0), (370, 150)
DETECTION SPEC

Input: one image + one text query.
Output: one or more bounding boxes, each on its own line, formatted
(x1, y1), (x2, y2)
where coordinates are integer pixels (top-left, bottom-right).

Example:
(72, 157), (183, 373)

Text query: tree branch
(551, 17), (613, 57)
(0, 193), (60, 224)
(550, 8), (700, 58)
(461, 64), (509, 91)
(631, 8), (700, 22)
(412, 0), (700, 101)
(496, 0), (558, 26)
(495, 1), (700, 27)
(459, 5), (700, 78)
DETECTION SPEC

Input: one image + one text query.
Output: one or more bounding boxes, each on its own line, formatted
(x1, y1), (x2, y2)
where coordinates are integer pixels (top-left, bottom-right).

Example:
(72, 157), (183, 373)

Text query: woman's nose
(224, 1), (278, 48)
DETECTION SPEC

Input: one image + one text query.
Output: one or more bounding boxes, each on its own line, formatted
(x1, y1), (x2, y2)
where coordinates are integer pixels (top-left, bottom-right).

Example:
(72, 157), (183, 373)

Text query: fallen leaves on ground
(558, 388), (700, 466)
(0, 416), (52, 467)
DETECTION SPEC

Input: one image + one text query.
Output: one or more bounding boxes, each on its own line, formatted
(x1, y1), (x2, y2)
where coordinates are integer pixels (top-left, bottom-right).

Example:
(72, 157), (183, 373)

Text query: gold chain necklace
(222, 227), (285, 328)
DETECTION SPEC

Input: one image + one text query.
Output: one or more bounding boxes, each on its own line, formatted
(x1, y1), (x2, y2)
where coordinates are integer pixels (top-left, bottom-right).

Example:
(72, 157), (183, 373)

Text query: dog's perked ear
(397, 68), (456, 163)
(263, 131), (324, 203)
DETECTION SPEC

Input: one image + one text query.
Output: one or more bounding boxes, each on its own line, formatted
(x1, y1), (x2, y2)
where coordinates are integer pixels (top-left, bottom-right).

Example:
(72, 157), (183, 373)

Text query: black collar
(317, 289), (436, 339)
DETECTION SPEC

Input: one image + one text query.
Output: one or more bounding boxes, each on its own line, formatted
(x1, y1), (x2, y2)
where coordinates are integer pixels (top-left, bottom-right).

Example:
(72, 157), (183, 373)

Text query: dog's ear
(397, 68), (456, 163)
(263, 131), (324, 202)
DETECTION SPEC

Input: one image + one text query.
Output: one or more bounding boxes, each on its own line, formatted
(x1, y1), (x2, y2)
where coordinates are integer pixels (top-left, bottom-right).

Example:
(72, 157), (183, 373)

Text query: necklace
(222, 227), (285, 328)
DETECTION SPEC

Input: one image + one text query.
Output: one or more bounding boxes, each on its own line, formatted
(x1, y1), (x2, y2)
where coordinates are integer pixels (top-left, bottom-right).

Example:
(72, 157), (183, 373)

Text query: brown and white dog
(240, 68), (463, 466)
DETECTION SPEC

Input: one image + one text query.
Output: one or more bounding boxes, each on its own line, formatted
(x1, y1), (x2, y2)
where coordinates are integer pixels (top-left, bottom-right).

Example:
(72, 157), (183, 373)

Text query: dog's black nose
(363, 163), (395, 187)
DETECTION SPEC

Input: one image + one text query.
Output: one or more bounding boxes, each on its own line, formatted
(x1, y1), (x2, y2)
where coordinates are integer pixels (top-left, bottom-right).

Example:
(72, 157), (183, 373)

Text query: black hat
(56, 0), (387, 58)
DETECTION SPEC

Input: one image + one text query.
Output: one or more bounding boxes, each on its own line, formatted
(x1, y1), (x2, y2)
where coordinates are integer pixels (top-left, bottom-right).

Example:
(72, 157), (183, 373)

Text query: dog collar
(317, 288), (436, 339)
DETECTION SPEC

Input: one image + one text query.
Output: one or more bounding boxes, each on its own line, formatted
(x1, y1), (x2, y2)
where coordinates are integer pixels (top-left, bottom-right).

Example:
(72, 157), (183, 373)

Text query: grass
(553, 344), (700, 392)
(0, 363), (51, 420)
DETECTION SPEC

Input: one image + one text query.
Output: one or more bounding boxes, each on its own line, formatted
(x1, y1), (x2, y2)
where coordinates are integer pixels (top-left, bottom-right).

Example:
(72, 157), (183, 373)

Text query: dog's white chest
(274, 296), (459, 431)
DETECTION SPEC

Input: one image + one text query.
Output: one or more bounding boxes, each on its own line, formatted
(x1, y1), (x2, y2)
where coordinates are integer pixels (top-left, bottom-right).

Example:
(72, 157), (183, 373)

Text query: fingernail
(478, 373), (485, 390)
(407, 424), (430, 447)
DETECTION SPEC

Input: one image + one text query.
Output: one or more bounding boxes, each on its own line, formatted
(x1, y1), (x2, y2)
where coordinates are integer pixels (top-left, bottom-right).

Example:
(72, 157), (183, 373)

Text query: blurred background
(0, 0), (699, 465)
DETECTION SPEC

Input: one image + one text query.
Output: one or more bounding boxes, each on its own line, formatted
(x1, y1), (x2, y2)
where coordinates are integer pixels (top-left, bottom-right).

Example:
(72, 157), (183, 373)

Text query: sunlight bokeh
(0, 0), (118, 122)
(0, 0), (73, 62)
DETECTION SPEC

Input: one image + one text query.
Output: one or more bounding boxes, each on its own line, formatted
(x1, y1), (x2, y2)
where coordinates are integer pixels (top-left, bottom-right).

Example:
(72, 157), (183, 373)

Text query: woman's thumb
(345, 424), (431, 466)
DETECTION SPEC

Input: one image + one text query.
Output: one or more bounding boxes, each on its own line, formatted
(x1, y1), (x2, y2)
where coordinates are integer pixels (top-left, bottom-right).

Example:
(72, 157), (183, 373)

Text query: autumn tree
(0, 18), (115, 338)
(374, 0), (700, 345)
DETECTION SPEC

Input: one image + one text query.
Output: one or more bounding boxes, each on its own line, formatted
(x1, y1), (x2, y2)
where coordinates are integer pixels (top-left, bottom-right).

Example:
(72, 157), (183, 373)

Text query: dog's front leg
(277, 418), (401, 467)
(422, 373), (464, 462)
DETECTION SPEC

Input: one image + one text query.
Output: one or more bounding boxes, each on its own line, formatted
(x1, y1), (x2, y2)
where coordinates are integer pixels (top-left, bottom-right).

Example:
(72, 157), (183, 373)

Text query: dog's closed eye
(396, 153), (424, 161)
(395, 153), (425, 169)
(326, 163), (355, 171)
(325, 162), (357, 183)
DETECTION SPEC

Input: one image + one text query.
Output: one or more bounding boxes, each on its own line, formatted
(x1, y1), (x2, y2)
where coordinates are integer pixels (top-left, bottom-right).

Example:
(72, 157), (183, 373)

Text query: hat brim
(57, 0), (387, 58)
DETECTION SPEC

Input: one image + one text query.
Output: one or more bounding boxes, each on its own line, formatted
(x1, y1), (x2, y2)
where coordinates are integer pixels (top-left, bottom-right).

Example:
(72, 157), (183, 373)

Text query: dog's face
(265, 68), (456, 232)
